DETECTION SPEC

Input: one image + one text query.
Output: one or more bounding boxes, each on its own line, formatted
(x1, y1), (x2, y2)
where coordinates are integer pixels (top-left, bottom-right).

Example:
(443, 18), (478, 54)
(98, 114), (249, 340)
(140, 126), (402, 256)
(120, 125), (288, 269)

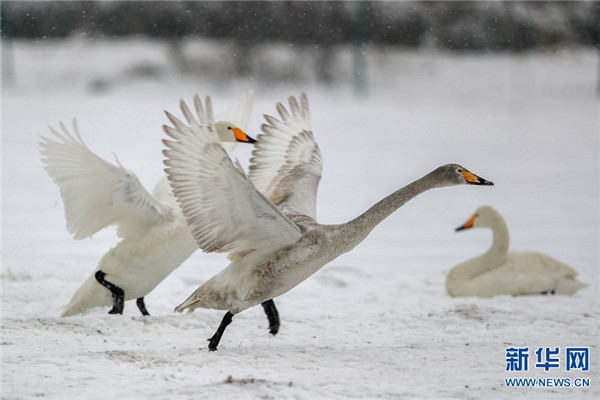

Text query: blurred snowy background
(2, 1), (599, 399)
(2, 1), (599, 90)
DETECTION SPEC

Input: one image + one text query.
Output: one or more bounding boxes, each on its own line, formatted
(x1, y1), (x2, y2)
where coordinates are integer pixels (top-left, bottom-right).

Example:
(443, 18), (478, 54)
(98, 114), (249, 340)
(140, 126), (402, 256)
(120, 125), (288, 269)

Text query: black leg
(95, 270), (124, 315)
(136, 297), (150, 316)
(208, 311), (234, 351)
(261, 299), (280, 335)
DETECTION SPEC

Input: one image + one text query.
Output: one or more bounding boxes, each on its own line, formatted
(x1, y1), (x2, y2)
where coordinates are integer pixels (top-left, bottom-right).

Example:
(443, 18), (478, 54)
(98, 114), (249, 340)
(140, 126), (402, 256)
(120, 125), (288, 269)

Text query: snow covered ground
(2, 38), (598, 399)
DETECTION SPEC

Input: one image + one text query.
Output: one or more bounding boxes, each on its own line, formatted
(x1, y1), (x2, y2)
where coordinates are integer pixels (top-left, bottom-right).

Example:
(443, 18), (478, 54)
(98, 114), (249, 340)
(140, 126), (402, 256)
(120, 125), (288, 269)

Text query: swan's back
(507, 251), (586, 295)
(447, 250), (586, 297)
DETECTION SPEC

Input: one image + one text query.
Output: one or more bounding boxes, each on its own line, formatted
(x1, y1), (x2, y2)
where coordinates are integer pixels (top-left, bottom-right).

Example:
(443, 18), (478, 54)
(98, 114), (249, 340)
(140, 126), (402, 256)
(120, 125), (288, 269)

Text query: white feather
(249, 93), (322, 219)
(163, 96), (302, 261)
(162, 93), (493, 351)
(40, 120), (170, 239)
(41, 92), (255, 316)
(446, 205), (587, 297)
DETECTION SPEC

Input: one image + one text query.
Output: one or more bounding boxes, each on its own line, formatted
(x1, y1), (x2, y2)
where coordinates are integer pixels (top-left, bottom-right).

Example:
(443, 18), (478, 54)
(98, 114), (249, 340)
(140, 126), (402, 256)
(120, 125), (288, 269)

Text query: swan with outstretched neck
(40, 92), (256, 317)
(162, 92), (494, 350)
(446, 205), (586, 297)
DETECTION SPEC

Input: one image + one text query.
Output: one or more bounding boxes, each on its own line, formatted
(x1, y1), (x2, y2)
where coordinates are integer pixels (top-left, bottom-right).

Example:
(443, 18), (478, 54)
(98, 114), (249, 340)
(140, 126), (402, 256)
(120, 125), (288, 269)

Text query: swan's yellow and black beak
(455, 214), (477, 232)
(231, 127), (257, 144)
(462, 170), (494, 186)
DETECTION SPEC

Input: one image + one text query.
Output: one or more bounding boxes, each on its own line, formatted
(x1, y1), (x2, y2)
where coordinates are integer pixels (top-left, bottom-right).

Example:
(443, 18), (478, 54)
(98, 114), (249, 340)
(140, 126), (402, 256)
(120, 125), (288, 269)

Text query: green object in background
(353, 1), (368, 99)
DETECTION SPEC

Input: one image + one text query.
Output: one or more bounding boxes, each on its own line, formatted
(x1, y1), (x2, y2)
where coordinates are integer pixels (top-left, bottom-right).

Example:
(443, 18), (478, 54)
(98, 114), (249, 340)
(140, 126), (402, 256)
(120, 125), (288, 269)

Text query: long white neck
(331, 169), (450, 255)
(449, 212), (510, 283)
(483, 214), (510, 267)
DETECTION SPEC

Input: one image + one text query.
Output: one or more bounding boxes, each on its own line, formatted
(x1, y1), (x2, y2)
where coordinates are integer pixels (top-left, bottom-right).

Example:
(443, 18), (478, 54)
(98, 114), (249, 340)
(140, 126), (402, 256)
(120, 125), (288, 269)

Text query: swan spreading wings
(40, 92), (256, 317)
(163, 92), (493, 350)
(165, 94), (319, 258)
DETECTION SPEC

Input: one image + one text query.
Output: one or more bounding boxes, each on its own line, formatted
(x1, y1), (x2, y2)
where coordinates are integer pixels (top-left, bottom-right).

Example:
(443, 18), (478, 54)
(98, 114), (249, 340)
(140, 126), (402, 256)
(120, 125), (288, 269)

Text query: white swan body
(162, 92), (494, 349)
(446, 205), (586, 297)
(56, 179), (198, 316)
(40, 92), (255, 317)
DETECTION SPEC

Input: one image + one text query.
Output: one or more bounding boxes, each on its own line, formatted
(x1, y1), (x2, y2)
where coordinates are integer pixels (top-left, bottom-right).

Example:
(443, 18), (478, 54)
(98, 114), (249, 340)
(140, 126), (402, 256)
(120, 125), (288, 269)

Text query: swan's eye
(227, 126), (232, 130)
(457, 168), (463, 173)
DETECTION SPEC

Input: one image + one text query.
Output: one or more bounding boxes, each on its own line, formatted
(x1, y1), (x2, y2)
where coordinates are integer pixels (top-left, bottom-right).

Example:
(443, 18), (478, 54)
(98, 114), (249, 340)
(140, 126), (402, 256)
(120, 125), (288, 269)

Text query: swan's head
(214, 121), (257, 144)
(455, 205), (501, 231)
(435, 164), (494, 187)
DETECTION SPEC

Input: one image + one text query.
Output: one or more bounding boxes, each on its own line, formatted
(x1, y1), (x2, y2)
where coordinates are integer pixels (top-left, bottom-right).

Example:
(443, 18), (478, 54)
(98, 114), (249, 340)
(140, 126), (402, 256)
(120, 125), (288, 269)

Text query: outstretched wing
(216, 90), (254, 131)
(40, 120), (171, 239)
(248, 92), (322, 219)
(162, 95), (302, 260)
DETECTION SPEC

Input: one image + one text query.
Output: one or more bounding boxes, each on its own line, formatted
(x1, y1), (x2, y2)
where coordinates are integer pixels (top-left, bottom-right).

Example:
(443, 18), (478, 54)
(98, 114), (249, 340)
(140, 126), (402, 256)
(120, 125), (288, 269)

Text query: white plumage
(40, 92), (255, 317)
(162, 92), (494, 350)
(446, 205), (587, 297)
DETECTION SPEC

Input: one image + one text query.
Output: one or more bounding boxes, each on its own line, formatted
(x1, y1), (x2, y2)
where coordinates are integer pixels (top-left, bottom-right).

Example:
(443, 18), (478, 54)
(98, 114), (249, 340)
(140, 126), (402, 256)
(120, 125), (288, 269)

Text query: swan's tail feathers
(174, 288), (223, 314)
(554, 277), (588, 295)
(60, 274), (112, 317)
(174, 293), (201, 314)
(61, 302), (89, 317)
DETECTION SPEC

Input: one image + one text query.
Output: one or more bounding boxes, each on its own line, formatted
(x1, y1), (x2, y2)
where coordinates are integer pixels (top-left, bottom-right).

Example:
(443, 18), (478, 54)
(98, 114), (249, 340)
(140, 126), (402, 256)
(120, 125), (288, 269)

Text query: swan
(446, 205), (587, 297)
(40, 92), (257, 317)
(162, 92), (494, 351)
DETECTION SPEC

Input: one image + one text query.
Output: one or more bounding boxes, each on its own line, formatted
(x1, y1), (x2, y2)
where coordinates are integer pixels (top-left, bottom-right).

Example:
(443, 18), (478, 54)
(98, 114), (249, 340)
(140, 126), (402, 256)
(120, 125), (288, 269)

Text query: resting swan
(162, 92), (494, 351)
(40, 92), (256, 317)
(446, 205), (586, 297)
